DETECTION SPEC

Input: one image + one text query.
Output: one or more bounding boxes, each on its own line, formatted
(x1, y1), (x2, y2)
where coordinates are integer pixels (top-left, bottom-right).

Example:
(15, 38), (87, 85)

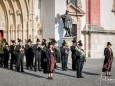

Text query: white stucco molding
(82, 24), (115, 35)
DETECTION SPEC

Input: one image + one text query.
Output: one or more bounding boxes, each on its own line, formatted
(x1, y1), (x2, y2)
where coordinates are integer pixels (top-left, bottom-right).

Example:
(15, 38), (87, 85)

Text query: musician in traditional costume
(71, 37), (77, 70)
(75, 40), (86, 78)
(9, 40), (17, 70)
(0, 39), (5, 67)
(41, 39), (47, 69)
(60, 41), (69, 71)
(33, 38), (42, 71)
(102, 42), (113, 76)
(15, 39), (25, 72)
(3, 42), (9, 68)
(25, 39), (34, 70)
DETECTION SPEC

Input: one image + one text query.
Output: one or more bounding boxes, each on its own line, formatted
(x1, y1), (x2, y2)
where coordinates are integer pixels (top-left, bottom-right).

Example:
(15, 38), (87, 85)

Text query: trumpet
(20, 45), (24, 54)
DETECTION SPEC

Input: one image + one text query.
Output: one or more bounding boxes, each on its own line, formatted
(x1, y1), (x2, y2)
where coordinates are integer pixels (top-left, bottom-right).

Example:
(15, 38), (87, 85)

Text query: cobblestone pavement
(0, 59), (115, 86)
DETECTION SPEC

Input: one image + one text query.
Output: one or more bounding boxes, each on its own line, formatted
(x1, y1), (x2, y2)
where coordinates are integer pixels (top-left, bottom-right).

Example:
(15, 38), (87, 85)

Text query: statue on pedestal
(61, 10), (73, 37)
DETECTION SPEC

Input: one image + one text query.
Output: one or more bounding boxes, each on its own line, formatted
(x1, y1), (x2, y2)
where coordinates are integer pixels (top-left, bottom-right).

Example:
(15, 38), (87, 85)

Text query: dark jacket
(33, 44), (42, 56)
(71, 45), (76, 57)
(104, 48), (113, 60)
(25, 44), (34, 57)
(60, 47), (69, 57)
(46, 48), (56, 60)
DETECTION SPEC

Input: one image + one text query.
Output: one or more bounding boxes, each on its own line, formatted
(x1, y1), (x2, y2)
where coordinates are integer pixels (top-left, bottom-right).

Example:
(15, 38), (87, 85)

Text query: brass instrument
(20, 45), (24, 54)
(13, 45), (17, 54)
(37, 43), (42, 49)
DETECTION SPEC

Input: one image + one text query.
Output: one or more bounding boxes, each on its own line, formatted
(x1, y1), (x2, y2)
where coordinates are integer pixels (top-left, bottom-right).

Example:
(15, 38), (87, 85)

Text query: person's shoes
(106, 74), (108, 76)
(30, 67), (33, 70)
(21, 70), (24, 72)
(34, 70), (37, 72)
(50, 77), (53, 80)
(27, 67), (29, 70)
(17, 70), (20, 72)
(65, 69), (67, 71)
(108, 75), (111, 76)
(80, 76), (84, 78)
(77, 76), (80, 78)
(10, 67), (13, 70)
(38, 69), (42, 71)
(48, 77), (51, 79)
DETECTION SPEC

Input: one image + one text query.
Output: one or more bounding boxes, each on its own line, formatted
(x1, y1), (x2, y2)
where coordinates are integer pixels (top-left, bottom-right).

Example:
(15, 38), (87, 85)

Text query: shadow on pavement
(82, 71), (100, 76)
(0, 67), (47, 79)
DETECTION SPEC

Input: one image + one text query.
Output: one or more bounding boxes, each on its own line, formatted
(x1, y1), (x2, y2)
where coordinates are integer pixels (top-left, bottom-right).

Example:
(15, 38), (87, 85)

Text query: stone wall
(90, 32), (115, 59)
(41, 0), (55, 39)
(100, 0), (115, 30)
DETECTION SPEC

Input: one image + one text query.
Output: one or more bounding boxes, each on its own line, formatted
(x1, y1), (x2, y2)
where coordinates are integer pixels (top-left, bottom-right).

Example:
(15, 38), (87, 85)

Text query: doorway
(71, 24), (77, 37)
(0, 30), (3, 40)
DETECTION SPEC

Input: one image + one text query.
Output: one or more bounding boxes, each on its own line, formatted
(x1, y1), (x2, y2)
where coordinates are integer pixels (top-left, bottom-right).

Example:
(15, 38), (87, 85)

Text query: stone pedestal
(82, 25), (115, 59)
(63, 37), (73, 63)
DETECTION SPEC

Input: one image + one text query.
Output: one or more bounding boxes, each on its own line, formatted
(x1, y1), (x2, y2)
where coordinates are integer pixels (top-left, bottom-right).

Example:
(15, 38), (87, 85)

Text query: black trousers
(72, 55), (77, 70)
(61, 56), (68, 70)
(34, 54), (41, 71)
(4, 53), (9, 68)
(76, 61), (84, 77)
(0, 54), (4, 66)
(27, 56), (34, 69)
(10, 54), (17, 69)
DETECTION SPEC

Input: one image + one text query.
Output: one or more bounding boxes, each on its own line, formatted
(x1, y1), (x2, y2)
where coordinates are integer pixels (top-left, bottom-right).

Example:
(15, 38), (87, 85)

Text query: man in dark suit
(15, 39), (25, 72)
(25, 39), (34, 70)
(76, 40), (86, 78)
(60, 42), (69, 71)
(9, 40), (17, 70)
(71, 38), (77, 70)
(33, 38), (42, 71)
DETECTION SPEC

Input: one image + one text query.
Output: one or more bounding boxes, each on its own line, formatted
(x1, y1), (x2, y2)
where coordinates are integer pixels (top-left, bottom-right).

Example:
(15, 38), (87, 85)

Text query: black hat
(5, 42), (8, 45)
(66, 10), (69, 14)
(51, 38), (57, 44)
(2, 38), (6, 43)
(107, 42), (112, 46)
(72, 37), (77, 43)
(36, 38), (40, 42)
(17, 38), (22, 42)
(78, 40), (83, 46)
(43, 39), (46, 42)
(62, 43), (66, 46)
(11, 40), (15, 43)
(27, 39), (32, 42)
(62, 40), (66, 46)
(63, 40), (66, 43)
(41, 42), (46, 46)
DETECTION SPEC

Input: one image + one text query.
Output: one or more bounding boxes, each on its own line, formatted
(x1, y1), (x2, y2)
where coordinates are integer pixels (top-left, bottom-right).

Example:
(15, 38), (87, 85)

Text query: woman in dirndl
(46, 42), (56, 79)
(102, 42), (113, 76)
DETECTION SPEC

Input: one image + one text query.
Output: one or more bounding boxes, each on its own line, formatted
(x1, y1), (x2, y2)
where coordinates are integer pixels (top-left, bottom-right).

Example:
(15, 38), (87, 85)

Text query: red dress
(48, 49), (56, 73)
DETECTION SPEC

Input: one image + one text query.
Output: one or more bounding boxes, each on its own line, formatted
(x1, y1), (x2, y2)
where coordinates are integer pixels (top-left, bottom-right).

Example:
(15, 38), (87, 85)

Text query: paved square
(0, 59), (115, 86)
